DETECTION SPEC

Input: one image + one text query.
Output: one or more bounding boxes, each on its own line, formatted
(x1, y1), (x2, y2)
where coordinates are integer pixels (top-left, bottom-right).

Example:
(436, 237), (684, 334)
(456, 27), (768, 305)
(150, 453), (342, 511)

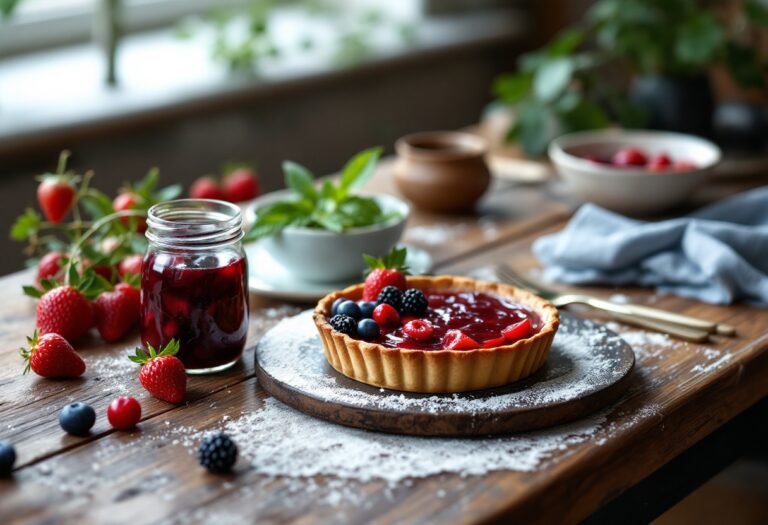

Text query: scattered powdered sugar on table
(201, 396), (608, 483)
(86, 350), (138, 394)
(691, 353), (732, 374)
(257, 311), (629, 414)
(604, 321), (680, 363)
(404, 220), (498, 247)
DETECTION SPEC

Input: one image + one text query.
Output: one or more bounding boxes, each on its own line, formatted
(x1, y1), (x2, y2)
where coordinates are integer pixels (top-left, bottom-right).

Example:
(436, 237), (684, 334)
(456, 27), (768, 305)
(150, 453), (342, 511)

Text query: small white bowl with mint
(245, 148), (410, 283)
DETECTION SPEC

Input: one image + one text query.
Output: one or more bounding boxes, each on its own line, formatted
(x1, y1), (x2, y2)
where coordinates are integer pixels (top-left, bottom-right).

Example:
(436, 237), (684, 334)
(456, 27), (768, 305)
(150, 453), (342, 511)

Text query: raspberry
(443, 329), (479, 350)
(400, 289), (428, 316)
(403, 319), (434, 341)
(376, 286), (403, 311)
(330, 314), (357, 336)
(197, 432), (238, 473)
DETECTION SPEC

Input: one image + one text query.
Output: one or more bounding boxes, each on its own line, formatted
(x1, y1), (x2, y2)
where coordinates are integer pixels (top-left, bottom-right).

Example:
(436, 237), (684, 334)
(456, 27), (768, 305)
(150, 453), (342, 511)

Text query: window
(0, 0), (249, 56)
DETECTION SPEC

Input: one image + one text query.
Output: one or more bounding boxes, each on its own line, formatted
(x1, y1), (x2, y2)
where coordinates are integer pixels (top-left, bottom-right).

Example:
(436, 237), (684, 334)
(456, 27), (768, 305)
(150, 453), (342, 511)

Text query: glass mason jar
(141, 199), (249, 374)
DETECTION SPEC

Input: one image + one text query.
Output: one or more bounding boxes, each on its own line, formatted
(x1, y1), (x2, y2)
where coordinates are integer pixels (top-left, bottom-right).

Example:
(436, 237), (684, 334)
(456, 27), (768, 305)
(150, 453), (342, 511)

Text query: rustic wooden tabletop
(2, 158), (767, 525)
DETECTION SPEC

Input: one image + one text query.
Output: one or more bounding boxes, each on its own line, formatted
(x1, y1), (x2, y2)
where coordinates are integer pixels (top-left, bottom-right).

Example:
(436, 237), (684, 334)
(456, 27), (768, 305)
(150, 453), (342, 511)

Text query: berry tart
(312, 275), (559, 393)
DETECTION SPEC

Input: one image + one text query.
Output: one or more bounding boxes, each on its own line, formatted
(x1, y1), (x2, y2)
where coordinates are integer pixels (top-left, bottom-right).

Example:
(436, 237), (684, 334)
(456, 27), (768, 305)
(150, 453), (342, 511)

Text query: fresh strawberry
(403, 319), (434, 341)
(37, 178), (76, 224)
(20, 330), (85, 378)
(190, 177), (225, 200)
(222, 168), (260, 203)
(442, 329), (479, 350)
(36, 285), (94, 342)
(129, 340), (186, 404)
(362, 247), (410, 302)
(113, 192), (147, 232)
(482, 336), (508, 349)
(118, 254), (143, 278)
(83, 259), (115, 283)
(647, 153), (672, 171)
(94, 284), (140, 342)
(37, 251), (64, 284)
(611, 147), (647, 167)
(502, 319), (532, 341)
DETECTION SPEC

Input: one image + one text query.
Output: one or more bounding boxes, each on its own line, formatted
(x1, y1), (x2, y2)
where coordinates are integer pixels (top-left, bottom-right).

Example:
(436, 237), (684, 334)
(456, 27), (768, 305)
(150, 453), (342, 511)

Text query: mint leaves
(245, 147), (401, 241)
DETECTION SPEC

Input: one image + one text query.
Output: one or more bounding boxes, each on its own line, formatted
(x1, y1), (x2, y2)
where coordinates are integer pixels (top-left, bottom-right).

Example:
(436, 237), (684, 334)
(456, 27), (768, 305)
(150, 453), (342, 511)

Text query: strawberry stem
(64, 209), (146, 285)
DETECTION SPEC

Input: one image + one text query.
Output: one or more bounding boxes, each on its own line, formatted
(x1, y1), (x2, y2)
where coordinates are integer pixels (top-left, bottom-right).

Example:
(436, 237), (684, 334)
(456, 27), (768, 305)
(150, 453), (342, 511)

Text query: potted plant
(493, 0), (768, 156)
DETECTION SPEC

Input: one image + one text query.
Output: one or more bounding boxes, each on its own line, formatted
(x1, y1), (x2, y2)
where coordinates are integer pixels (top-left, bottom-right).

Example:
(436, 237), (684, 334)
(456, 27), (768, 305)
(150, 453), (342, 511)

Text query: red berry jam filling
(141, 252), (248, 370)
(376, 291), (541, 350)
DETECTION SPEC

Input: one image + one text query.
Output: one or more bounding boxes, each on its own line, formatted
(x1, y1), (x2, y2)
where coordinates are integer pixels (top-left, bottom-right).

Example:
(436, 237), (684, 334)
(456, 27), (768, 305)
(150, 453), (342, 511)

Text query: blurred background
(0, 0), (559, 274)
(1, 1), (767, 522)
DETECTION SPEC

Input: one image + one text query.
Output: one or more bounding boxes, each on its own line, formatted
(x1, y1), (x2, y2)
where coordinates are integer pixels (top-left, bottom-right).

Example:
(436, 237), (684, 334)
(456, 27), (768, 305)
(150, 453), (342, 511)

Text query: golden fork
(494, 264), (736, 343)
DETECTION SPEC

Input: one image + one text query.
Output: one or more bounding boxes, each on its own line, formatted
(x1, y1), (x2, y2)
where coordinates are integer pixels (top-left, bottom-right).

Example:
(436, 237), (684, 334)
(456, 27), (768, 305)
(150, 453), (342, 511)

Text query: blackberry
(197, 432), (238, 473)
(376, 286), (403, 311)
(400, 289), (428, 316)
(330, 314), (357, 336)
(0, 442), (15, 477)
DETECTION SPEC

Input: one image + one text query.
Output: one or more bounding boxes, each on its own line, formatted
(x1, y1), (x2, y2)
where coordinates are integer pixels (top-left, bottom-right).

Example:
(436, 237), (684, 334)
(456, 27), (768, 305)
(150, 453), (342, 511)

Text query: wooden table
(2, 160), (768, 525)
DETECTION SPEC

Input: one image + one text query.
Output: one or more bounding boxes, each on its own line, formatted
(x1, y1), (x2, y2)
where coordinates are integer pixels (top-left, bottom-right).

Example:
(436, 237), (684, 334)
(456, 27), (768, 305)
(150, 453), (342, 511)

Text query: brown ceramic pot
(394, 131), (491, 213)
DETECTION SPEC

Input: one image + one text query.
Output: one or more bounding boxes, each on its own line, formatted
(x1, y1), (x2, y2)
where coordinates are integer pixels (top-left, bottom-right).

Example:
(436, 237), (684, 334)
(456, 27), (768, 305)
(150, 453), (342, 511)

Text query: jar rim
(146, 199), (243, 249)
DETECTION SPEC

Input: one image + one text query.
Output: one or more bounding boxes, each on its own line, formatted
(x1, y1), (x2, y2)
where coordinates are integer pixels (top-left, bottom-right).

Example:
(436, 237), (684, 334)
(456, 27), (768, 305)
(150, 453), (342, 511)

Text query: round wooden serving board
(254, 311), (635, 436)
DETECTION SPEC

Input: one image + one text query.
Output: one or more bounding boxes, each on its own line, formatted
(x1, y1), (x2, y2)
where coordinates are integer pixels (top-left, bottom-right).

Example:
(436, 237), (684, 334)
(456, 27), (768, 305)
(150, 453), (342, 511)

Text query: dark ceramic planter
(630, 75), (714, 137)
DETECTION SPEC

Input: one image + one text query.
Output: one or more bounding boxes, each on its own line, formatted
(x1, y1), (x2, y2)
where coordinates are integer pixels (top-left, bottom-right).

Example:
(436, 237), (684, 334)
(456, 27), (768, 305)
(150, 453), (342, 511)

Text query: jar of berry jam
(142, 199), (248, 374)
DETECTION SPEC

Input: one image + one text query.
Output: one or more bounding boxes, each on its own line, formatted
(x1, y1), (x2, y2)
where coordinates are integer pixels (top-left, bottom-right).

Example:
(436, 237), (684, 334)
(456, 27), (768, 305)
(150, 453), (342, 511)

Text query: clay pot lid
(395, 131), (487, 161)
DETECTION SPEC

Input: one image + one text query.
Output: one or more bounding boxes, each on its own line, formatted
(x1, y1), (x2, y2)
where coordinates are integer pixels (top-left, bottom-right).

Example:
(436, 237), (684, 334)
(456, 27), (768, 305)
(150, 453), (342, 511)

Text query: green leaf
(533, 58), (574, 102)
(10, 209), (41, 242)
(0, 0), (22, 18)
(512, 104), (560, 157)
(80, 190), (114, 220)
(23, 286), (43, 299)
(338, 147), (383, 196)
(546, 29), (585, 57)
(283, 161), (318, 202)
(674, 13), (725, 66)
(155, 184), (183, 202)
(320, 180), (337, 201)
(493, 73), (533, 104)
(561, 99), (610, 131)
(725, 43), (767, 89)
(746, 0), (768, 27)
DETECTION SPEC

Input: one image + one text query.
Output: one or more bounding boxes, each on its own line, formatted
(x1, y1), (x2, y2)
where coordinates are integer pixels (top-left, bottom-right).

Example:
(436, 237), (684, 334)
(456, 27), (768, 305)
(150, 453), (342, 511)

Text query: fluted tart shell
(312, 275), (559, 393)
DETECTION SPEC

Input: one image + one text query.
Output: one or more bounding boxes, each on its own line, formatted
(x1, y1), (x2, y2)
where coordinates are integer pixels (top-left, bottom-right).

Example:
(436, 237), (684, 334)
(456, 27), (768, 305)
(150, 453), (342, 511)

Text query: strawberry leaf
(22, 286), (43, 299)
(10, 209), (42, 242)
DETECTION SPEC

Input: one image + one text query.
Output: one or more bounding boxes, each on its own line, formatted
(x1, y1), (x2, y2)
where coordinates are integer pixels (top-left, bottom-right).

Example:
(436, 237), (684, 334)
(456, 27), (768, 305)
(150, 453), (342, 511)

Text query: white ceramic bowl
(549, 130), (721, 215)
(247, 191), (410, 283)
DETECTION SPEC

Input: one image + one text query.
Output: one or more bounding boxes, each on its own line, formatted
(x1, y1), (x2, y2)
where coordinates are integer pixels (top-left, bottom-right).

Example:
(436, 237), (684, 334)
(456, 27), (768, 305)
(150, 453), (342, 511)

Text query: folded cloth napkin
(532, 186), (768, 306)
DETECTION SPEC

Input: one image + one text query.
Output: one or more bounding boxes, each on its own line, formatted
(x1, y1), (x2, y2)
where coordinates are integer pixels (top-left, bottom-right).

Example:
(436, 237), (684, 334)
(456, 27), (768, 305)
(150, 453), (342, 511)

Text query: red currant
(107, 396), (142, 430)
(502, 319), (532, 341)
(403, 319), (434, 341)
(373, 303), (400, 327)
(673, 161), (698, 171)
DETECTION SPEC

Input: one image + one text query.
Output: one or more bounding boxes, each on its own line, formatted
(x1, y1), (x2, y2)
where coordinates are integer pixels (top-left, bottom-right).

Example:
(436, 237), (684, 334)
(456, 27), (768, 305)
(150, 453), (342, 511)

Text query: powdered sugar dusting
(257, 311), (632, 415)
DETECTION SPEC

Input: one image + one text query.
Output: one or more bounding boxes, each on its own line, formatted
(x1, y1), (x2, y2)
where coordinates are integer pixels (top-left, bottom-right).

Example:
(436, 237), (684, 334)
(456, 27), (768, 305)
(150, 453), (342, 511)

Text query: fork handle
(609, 312), (710, 343)
(583, 297), (731, 334)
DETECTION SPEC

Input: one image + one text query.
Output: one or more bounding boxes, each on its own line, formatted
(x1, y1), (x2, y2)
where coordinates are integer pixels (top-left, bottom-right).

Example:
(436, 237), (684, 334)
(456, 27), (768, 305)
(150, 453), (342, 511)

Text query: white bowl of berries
(549, 129), (721, 215)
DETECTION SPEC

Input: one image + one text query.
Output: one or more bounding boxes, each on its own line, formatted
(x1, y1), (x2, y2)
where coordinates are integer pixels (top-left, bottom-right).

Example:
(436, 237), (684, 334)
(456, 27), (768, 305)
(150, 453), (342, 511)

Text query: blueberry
(358, 301), (376, 319)
(198, 432), (238, 473)
(59, 402), (96, 436)
(337, 300), (362, 319)
(331, 298), (345, 316)
(0, 442), (16, 477)
(357, 319), (381, 340)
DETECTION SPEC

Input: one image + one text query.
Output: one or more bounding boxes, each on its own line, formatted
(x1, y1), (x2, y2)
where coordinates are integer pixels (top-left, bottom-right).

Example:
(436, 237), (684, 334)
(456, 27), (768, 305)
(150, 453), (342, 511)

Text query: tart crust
(312, 275), (560, 393)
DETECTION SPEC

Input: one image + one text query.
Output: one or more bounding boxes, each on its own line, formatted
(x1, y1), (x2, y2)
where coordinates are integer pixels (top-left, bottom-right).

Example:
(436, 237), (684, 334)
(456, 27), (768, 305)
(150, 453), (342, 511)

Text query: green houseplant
(494, 0), (768, 156)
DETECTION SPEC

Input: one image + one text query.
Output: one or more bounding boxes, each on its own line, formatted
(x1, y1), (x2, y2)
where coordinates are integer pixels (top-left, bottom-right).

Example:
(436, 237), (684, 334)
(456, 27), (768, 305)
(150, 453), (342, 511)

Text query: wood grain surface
(1, 160), (767, 525)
